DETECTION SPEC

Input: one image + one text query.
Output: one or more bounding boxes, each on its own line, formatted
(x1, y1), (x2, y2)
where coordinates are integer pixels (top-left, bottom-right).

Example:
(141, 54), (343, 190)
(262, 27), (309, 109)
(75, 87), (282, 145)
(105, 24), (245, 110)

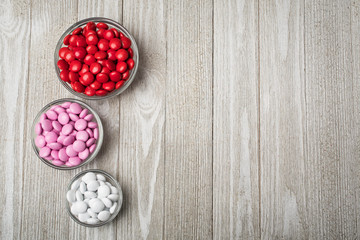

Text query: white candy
(71, 201), (87, 215)
(96, 174), (106, 181)
(107, 194), (119, 201)
(87, 218), (99, 224)
(110, 186), (118, 194)
(97, 185), (110, 198)
(87, 180), (99, 192)
(98, 210), (111, 222)
(109, 202), (117, 214)
(84, 198), (90, 205)
(80, 182), (87, 194)
(66, 190), (76, 203)
(101, 197), (113, 208)
(84, 191), (97, 199)
(78, 212), (90, 223)
(71, 179), (81, 190)
(76, 190), (83, 201)
(105, 182), (112, 188)
(82, 172), (96, 184)
(89, 198), (105, 213)
(87, 208), (97, 218)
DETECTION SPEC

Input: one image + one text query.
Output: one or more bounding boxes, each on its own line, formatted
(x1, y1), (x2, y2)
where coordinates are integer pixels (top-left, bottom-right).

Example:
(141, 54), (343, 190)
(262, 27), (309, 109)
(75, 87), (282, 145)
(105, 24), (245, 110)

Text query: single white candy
(97, 185), (110, 198)
(66, 190), (76, 203)
(80, 182), (87, 194)
(89, 198), (105, 213)
(109, 202), (117, 214)
(87, 180), (99, 192)
(87, 218), (100, 224)
(101, 197), (113, 208)
(71, 179), (81, 190)
(105, 182), (112, 188)
(78, 212), (90, 223)
(71, 201), (87, 215)
(96, 174), (106, 181)
(107, 194), (119, 201)
(82, 172), (96, 184)
(87, 208), (97, 218)
(76, 190), (83, 201)
(84, 198), (90, 205)
(98, 180), (105, 186)
(110, 186), (118, 194)
(98, 210), (111, 222)
(84, 191), (97, 199)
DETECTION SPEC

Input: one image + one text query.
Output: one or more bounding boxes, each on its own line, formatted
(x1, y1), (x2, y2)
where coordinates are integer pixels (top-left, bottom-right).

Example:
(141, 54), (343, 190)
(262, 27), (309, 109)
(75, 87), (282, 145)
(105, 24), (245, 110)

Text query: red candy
(57, 21), (135, 96)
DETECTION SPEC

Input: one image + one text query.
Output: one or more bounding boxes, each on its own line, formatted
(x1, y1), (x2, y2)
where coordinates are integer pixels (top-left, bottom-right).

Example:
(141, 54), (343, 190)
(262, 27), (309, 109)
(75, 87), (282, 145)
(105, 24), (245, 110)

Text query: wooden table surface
(1, 0), (359, 239)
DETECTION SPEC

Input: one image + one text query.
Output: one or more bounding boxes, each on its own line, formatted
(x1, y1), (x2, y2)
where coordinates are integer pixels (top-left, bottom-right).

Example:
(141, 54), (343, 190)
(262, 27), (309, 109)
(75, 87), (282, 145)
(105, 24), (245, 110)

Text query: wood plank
(164, 0), (213, 238)
(0, 1), (30, 239)
(351, 1), (360, 238)
(304, 0), (359, 238)
(76, 1), (122, 239)
(20, 1), (78, 239)
(213, 0), (260, 239)
(259, 0), (307, 238)
(118, 0), (166, 238)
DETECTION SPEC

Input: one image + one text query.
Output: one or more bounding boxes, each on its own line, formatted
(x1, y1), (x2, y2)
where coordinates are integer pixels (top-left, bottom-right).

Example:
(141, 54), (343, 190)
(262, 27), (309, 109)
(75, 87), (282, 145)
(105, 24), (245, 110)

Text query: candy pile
(57, 21), (135, 97)
(34, 101), (99, 167)
(67, 172), (120, 224)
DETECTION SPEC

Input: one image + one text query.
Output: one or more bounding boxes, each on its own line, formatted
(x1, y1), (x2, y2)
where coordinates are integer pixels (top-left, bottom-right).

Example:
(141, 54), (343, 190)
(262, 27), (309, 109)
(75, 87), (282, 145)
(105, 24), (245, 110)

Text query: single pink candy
(86, 128), (93, 138)
(66, 145), (78, 157)
(35, 123), (42, 135)
(62, 124), (73, 135)
(76, 131), (89, 142)
(94, 128), (99, 140)
(86, 138), (95, 147)
(44, 156), (53, 161)
(70, 130), (78, 136)
(58, 148), (69, 162)
(46, 110), (58, 120)
(78, 148), (90, 160)
(39, 146), (51, 157)
(35, 135), (46, 148)
(73, 140), (86, 152)
(41, 119), (53, 131)
(48, 142), (62, 150)
(69, 113), (79, 121)
(65, 161), (73, 167)
(69, 157), (81, 166)
(79, 108), (88, 118)
(84, 114), (93, 121)
(88, 122), (97, 129)
(58, 112), (70, 125)
(63, 135), (75, 146)
(44, 131), (58, 143)
(69, 103), (82, 114)
(51, 150), (59, 159)
(89, 144), (96, 153)
(52, 121), (62, 132)
(54, 106), (65, 114)
(50, 105), (57, 110)
(52, 160), (64, 166)
(61, 102), (71, 108)
(75, 119), (87, 131)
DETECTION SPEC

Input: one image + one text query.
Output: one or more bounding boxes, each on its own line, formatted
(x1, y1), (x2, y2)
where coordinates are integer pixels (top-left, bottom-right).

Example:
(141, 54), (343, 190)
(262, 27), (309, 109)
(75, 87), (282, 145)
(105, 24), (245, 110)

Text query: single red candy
(102, 81), (115, 91)
(84, 86), (96, 96)
(115, 49), (128, 61)
(109, 71), (121, 82)
(57, 59), (69, 70)
(116, 61), (127, 73)
(60, 70), (70, 82)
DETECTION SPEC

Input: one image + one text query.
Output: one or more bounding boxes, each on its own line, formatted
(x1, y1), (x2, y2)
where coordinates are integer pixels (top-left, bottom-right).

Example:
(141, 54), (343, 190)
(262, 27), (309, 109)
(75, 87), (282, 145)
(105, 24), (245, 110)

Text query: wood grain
(164, 0), (213, 239)
(0, 0), (30, 239)
(118, 0), (166, 239)
(259, 0), (307, 238)
(304, 0), (360, 238)
(213, 0), (260, 239)
(19, 1), (78, 239)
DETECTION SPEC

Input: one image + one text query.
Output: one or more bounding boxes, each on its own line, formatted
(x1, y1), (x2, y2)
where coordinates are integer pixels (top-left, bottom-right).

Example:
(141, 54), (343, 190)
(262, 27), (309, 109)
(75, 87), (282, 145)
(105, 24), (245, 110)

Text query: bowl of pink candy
(31, 98), (103, 170)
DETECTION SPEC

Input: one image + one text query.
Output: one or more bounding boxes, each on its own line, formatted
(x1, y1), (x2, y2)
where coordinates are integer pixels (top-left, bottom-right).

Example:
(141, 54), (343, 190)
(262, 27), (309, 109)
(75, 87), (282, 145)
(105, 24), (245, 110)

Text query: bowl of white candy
(66, 169), (123, 227)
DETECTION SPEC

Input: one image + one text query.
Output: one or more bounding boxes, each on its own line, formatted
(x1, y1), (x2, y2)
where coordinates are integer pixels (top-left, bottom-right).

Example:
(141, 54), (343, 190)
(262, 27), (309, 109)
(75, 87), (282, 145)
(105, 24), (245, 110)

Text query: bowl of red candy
(55, 17), (139, 99)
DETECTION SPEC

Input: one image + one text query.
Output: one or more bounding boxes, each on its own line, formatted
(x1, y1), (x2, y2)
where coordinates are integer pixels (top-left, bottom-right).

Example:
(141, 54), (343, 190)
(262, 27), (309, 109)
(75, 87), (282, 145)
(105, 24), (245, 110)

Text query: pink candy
(34, 101), (100, 167)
